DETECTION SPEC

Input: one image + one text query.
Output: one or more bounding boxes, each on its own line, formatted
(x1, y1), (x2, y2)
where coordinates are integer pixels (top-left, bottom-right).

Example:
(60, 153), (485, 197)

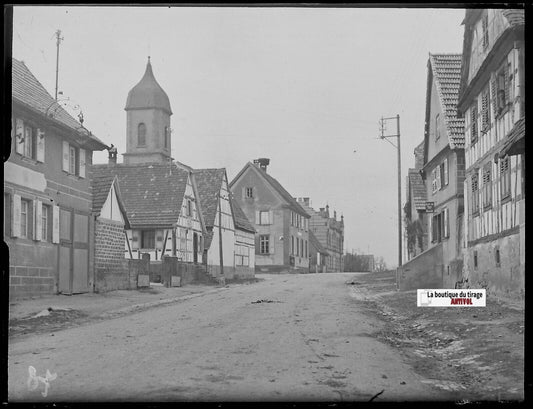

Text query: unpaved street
(10, 273), (454, 402)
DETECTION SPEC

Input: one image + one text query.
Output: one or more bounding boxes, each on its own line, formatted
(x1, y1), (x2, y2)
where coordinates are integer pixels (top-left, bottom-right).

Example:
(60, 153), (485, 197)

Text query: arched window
(138, 123), (146, 146)
(164, 126), (169, 149)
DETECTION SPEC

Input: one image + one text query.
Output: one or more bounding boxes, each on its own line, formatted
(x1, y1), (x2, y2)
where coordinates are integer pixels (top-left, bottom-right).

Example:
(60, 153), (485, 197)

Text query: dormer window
(138, 123), (146, 146)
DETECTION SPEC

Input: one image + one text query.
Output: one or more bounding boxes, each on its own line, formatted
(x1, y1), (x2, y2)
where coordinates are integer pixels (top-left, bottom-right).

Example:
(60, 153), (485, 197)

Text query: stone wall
(95, 218), (125, 272)
(94, 259), (146, 293)
(397, 243), (444, 291)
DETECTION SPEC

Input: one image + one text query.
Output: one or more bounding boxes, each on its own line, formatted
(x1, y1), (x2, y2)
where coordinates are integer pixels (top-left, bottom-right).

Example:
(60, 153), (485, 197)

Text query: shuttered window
(14, 119), (45, 162)
(259, 235), (270, 254)
(482, 163), (492, 209)
(481, 86), (491, 133)
(471, 172), (480, 214)
(496, 62), (510, 115)
(500, 157), (511, 200)
(470, 104), (478, 144)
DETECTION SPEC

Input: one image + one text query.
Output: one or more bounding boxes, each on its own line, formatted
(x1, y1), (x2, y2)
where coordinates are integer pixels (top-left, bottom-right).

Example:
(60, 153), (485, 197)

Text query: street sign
(425, 202), (435, 213)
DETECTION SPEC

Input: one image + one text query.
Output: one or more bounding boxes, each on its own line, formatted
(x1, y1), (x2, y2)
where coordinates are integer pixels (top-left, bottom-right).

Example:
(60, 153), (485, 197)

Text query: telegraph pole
(54, 29), (64, 101)
(217, 191), (224, 276)
(379, 114), (402, 268)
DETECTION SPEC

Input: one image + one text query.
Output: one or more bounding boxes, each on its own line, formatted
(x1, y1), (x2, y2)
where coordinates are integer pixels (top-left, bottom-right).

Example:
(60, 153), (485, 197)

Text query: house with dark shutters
(457, 9), (525, 297)
(6, 58), (108, 299)
(397, 53), (466, 290)
(230, 159), (311, 273)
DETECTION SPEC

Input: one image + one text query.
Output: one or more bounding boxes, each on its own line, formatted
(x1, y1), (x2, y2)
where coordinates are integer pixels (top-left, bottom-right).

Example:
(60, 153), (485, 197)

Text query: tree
(374, 256), (387, 272)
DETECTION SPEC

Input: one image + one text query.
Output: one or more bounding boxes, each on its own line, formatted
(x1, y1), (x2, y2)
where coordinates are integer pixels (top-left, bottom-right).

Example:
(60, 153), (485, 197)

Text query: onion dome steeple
(125, 57), (172, 115)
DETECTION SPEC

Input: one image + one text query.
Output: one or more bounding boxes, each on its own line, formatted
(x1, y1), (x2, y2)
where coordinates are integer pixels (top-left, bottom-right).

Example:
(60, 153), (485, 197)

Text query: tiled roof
(91, 173), (130, 227)
(408, 169), (427, 211)
(92, 163), (189, 228)
(12, 58), (107, 150)
(429, 54), (465, 149)
(192, 169), (226, 229)
(502, 9), (524, 27)
(309, 230), (328, 255)
(231, 197), (255, 233)
(500, 117), (525, 157)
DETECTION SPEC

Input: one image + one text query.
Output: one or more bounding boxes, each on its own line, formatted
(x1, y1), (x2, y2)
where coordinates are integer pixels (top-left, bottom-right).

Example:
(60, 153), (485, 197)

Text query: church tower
(123, 57), (173, 164)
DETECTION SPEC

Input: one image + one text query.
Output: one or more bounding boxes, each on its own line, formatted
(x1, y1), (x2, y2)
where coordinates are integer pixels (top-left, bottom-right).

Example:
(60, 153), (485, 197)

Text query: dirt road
(8, 273), (453, 402)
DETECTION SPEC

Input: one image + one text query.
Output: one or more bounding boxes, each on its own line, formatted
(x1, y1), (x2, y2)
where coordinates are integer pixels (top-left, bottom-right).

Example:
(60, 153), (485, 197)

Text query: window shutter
(504, 62), (510, 105)
(269, 210), (274, 225)
(428, 216), (432, 243)
(444, 158), (449, 185)
(443, 208), (449, 238)
(470, 106), (478, 144)
(52, 205), (60, 243)
(79, 149), (86, 178)
(62, 141), (70, 172)
(15, 119), (24, 154)
(490, 75), (498, 117)
(255, 210), (260, 225)
(270, 237), (274, 255)
(34, 200), (42, 241)
(36, 129), (45, 162)
(481, 90), (489, 131)
(12, 194), (21, 237)
(436, 166), (441, 190)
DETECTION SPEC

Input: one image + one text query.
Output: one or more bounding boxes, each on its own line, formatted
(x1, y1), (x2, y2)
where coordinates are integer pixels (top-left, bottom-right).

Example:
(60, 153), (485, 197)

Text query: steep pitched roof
(92, 163), (189, 228)
(309, 230), (328, 255)
(230, 197), (255, 233)
(408, 169), (427, 211)
(230, 162), (310, 217)
(12, 58), (107, 150)
(91, 174), (130, 228)
(125, 59), (172, 115)
(429, 53), (465, 149)
(192, 168), (226, 229)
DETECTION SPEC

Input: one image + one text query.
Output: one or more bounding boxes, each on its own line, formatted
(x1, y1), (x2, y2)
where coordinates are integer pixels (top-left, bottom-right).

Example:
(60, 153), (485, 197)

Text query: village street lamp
(378, 114), (402, 268)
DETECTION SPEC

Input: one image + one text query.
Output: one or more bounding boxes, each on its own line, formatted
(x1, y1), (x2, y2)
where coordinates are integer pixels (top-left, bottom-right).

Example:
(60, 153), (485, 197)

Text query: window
(300, 238), (304, 257)
(62, 141), (85, 177)
(435, 114), (441, 140)
(245, 187), (253, 199)
(432, 213), (442, 243)
(20, 199), (31, 239)
(495, 63), (510, 116)
(432, 169), (438, 193)
(259, 211), (270, 225)
(474, 250), (478, 269)
(470, 104), (478, 144)
(481, 86), (491, 133)
(187, 199), (192, 217)
(15, 119), (45, 162)
(23, 125), (35, 158)
(138, 123), (146, 146)
(440, 159), (449, 188)
(259, 235), (270, 254)
(482, 13), (489, 50)
(500, 157), (511, 200)
(482, 163), (492, 209)
(471, 172), (480, 215)
(42, 204), (49, 241)
(296, 237), (300, 256)
(164, 126), (170, 149)
(235, 244), (249, 266)
(495, 248), (501, 267)
(305, 240), (308, 258)
(291, 235), (294, 255)
(141, 230), (155, 249)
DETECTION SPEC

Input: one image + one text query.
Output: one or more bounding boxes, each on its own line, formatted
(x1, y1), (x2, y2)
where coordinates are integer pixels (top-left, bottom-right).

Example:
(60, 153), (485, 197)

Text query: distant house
(229, 159), (311, 273)
(404, 141), (428, 260)
(93, 163), (205, 264)
(192, 168), (236, 279)
(308, 230), (328, 273)
(230, 196), (256, 279)
(6, 58), (108, 299)
(297, 198), (344, 272)
(457, 9), (524, 297)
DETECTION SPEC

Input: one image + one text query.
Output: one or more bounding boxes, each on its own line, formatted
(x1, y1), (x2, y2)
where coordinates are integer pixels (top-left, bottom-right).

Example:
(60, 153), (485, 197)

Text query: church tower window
(138, 123), (146, 146)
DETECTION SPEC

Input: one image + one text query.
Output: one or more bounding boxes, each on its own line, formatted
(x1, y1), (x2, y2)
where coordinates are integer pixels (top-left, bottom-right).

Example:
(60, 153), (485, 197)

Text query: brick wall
(95, 218), (125, 272)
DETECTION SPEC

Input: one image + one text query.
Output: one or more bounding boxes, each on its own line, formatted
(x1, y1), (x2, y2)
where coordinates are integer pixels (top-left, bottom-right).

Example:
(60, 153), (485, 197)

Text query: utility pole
(379, 114), (402, 268)
(54, 29), (64, 101)
(217, 191), (224, 276)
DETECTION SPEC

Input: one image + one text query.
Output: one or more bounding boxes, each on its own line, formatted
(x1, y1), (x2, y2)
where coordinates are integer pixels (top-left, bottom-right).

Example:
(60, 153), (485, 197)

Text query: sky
(11, 6), (466, 268)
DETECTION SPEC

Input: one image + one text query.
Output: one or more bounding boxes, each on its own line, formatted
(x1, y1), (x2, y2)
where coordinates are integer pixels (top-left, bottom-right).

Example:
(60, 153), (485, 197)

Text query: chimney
(253, 158), (270, 172)
(297, 197), (310, 207)
(326, 204), (330, 218)
(334, 210), (337, 220)
(107, 144), (117, 166)
(414, 141), (424, 170)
